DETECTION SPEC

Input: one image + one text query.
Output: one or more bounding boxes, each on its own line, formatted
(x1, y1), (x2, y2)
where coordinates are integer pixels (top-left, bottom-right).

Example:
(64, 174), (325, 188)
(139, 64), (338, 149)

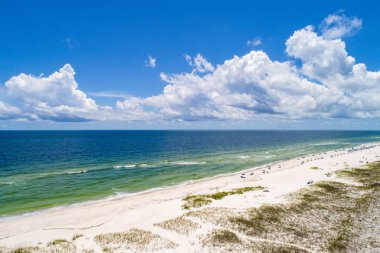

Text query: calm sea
(1, 130), (380, 217)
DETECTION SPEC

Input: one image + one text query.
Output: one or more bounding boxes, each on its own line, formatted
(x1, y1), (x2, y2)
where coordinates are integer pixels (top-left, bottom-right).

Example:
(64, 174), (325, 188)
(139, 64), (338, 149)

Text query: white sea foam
(238, 155), (250, 159)
(311, 142), (339, 146)
(171, 161), (206, 165)
(66, 170), (88, 175)
(138, 164), (157, 168)
(113, 164), (136, 169)
(256, 154), (277, 159)
(0, 181), (15, 185)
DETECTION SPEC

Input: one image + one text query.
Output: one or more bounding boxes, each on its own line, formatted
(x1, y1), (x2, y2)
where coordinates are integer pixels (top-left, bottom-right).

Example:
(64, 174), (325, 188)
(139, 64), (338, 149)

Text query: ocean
(1, 130), (380, 217)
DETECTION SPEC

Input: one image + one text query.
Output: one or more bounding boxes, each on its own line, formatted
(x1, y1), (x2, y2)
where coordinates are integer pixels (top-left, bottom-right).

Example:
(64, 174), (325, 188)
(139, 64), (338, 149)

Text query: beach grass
(9, 248), (39, 253)
(204, 229), (241, 245)
(71, 234), (83, 241)
(46, 239), (69, 246)
(2, 160), (379, 253)
(94, 228), (177, 252)
(46, 239), (76, 253)
(188, 162), (380, 252)
(5, 239), (76, 253)
(154, 216), (200, 235)
(182, 186), (264, 209)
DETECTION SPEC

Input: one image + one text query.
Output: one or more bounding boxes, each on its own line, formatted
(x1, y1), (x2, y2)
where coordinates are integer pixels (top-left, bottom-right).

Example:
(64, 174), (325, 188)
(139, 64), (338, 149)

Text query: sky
(1, 0), (380, 130)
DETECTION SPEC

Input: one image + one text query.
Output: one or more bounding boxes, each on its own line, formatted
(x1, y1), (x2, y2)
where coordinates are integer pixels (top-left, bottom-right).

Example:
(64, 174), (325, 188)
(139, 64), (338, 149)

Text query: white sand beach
(1, 142), (380, 252)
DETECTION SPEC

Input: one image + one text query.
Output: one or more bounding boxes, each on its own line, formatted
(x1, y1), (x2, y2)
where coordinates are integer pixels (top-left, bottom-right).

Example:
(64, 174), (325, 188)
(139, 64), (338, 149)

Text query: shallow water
(1, 130), (380, 217)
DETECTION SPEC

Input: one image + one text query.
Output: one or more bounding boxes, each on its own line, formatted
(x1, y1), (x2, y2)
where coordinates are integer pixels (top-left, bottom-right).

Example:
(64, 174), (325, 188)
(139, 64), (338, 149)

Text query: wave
(138, 164), (157, 168)
(255, 154), (277, 159)
(113, 164), (136, 169)
(66, 170), (88, 175)
(238, 155), (250, 159)
(310, 142), (339, 146)
(0, 181), (15, 185)
(171, 161), (206, 166)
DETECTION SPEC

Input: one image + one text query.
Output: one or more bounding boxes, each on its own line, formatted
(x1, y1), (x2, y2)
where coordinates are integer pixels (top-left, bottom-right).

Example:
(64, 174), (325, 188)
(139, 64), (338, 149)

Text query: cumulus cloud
(247, 37), (262, 47)
(286, 25), (355, 80)
(0, 64), (155, 122)
(320, 13), (362, 39)
(184, 53), (215, 73)
(119, 50), (338, 121)
(285, 25), (380, 118)
(1, 64), (99, 121)
(145, 55), (156, 68)
(1, 13), (380, 123)
(117, 14), (380, 121)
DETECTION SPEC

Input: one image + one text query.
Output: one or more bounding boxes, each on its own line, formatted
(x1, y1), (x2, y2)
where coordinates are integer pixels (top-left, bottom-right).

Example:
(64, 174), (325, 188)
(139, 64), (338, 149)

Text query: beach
(3, 2), (380, 252)
(1, 142), (380, 252)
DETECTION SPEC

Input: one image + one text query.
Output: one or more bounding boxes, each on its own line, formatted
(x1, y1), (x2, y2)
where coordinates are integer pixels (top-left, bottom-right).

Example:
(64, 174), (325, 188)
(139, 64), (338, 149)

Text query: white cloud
(120, 50), (337, 121)
(285, 23), (380, 118)
(320, 13), (362, 39)
(0, 101), (22, 120)
(184, 54), (192, 65)
(184, 53), (215, 73)
(115, 97), (154, 121)
(117, 14), (380, 121)
(247, 37), (262, 47)
(0, 64), (156, 122)
(2, 64), (99, 121)
(1, 13), (380, 123)
(145, 55), (156, 68)
(286, 25), (355, 80)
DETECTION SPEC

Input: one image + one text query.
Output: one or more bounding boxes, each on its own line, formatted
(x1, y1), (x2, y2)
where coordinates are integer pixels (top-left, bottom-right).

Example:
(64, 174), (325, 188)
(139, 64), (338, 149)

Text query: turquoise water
(1, 130), (380, 217)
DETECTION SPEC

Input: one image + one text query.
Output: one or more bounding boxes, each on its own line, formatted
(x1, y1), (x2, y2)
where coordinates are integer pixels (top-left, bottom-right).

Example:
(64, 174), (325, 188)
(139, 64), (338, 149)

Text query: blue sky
(1, 0), (380, 129)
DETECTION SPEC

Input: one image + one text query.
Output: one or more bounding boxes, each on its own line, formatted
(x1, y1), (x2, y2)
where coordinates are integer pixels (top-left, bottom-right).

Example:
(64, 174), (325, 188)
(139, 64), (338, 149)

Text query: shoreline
(1, 141), (376, 221)
(1, 141), (380, 251)
(0, 137), (380, 218)
(0, 161), (272, 222)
